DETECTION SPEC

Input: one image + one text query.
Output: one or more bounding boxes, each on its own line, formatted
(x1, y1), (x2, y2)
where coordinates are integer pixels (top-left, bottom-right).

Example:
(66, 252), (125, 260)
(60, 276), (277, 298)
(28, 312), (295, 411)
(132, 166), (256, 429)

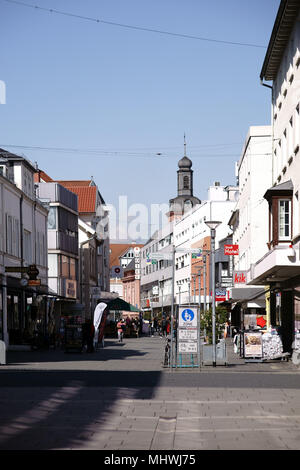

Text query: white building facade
(250, 0), (300, 352)
(0, 150), (48, 348)
(227, 126), (272, 329)
(174, 183), (238, 307)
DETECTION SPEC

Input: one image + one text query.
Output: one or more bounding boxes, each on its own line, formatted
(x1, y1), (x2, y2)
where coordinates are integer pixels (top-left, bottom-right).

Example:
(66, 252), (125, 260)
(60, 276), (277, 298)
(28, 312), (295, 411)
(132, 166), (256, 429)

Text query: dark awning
(106, 297), (140, 312)
(228, 287), (266, 303)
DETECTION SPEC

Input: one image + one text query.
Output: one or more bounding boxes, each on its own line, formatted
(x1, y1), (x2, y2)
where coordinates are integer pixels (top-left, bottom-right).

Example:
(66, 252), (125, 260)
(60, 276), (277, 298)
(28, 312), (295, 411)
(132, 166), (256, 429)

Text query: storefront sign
(234, 271), (247, 285)
(244, 332), (263, 358)
(28, 279), (41, 286)
(65, 280), (77, 298)
(152, 286), (159, 295)
(224, 244), (239, 256)
(5, 266), (28, 273)
(134, 247), (141, 280)
(215, 289), (226, 301)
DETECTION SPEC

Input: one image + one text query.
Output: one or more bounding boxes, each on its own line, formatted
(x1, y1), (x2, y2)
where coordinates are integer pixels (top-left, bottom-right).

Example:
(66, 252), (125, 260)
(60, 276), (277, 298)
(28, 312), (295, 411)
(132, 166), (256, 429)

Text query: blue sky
(1, 0), (279, 226)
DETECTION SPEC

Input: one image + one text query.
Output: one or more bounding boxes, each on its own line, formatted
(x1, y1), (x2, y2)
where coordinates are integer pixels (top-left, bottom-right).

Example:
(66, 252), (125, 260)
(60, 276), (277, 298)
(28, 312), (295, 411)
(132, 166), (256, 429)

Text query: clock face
(20, 278), (28, 287)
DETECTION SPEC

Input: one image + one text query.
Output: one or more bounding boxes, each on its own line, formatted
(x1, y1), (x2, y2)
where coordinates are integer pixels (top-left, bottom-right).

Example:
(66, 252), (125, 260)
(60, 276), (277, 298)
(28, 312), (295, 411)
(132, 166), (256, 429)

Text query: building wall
(233, 126), (272, 278)
(0, 171), (48, 347)
(174, 184), (237, 304)
(272, 13), (300, 240)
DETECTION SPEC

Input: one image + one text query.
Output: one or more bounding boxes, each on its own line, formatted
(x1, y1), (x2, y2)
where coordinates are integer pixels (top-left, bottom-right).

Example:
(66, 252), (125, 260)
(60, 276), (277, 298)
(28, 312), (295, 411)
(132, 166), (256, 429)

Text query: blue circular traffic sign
(181, 309), (195, 322)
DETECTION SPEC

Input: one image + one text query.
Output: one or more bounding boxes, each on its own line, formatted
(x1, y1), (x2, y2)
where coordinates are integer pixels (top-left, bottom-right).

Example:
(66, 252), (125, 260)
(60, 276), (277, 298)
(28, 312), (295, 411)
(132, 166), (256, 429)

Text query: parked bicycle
(164, 337), (171, 366)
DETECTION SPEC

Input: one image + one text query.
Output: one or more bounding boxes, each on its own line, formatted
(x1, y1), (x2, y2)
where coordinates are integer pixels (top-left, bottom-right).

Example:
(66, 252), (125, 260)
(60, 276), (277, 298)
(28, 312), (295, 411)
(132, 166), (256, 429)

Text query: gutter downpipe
(260, 79), (274, 184)
(260, 78), (274, 330)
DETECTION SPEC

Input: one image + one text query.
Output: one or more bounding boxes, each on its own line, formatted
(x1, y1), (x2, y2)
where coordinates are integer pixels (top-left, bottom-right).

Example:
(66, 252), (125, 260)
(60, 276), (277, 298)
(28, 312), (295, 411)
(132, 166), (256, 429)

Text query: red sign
(224, 244), (239, 256)
(234, 272), (246, 284)
(256, 316), (267, 328)
(215, 289), (226, 302)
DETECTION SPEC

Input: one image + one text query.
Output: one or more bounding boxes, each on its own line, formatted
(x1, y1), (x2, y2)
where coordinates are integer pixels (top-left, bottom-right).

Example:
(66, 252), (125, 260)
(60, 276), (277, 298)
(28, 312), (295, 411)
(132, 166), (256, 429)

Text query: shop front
(249, 243), (300, 354)
(226, 287), (267, 333)
(0, 274), (61, 350)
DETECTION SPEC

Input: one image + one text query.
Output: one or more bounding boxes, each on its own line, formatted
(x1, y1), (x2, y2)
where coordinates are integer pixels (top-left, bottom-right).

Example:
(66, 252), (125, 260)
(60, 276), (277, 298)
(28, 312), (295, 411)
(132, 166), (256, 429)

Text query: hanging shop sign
(152, 285), (159, 295)
(28, 279), (41, 286)
(65, 279), (77, 298)
(110, 266), (124, 278)
(224, 244), (239, 256)
(233, 271), (247, 285)
(191, 250), (202, 259)
(215, 289), (227, 302)
(134, 249), (141, 280)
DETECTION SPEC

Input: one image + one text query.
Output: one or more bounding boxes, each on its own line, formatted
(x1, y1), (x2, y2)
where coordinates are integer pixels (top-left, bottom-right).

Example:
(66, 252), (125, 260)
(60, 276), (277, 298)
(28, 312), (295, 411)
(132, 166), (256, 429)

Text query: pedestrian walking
(83, 320), (95, 353)
(154, 316), (158, 333)
(161, 317), (167, 337)
(150, 318), (155, 337)
(166, 317), (171, 336)
(117, 319), (126, 342)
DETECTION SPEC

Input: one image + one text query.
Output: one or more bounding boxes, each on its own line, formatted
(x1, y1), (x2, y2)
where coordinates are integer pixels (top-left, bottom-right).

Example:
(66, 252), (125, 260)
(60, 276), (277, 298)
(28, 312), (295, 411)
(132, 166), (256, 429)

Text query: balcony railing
(48, 230), (78, 255)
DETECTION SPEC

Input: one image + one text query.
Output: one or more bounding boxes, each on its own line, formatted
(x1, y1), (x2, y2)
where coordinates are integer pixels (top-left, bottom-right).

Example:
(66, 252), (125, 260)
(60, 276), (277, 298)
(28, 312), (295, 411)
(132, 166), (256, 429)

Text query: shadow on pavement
(0, 369), (162, 450)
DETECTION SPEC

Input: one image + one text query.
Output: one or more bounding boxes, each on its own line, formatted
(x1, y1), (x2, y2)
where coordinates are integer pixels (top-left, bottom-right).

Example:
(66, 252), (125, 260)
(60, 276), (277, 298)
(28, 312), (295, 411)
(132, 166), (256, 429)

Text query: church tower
(168, 136), (201, 221)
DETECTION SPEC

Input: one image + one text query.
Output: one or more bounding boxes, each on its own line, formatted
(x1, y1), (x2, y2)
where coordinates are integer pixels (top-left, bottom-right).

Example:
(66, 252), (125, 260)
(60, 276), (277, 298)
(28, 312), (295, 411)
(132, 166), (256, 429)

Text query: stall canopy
(106, 297), (140, 312)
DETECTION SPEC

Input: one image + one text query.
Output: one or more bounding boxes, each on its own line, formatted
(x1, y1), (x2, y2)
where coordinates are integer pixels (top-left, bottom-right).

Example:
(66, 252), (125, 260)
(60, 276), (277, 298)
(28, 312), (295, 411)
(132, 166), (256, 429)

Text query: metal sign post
(177, 306), (198, 367)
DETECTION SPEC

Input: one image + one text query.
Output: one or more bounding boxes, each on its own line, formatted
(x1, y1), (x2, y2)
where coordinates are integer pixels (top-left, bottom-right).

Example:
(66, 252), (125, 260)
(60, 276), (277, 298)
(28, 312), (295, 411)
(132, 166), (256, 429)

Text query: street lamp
(205, 220), (221, 367)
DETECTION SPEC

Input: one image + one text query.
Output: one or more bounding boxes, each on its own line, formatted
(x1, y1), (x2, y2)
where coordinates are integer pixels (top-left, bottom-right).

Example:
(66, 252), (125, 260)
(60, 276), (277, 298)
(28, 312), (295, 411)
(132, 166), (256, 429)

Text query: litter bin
(0, 340), (6, 365)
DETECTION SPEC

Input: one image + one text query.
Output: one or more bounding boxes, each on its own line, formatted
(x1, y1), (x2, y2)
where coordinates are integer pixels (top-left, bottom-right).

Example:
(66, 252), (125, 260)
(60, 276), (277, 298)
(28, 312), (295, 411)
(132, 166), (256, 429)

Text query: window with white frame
(278, 199), (291, 240)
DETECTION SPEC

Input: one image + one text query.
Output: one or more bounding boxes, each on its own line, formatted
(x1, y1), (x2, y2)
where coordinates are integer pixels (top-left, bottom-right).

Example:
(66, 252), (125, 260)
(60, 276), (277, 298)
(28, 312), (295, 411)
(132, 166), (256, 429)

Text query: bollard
(0, 340), (6, 365)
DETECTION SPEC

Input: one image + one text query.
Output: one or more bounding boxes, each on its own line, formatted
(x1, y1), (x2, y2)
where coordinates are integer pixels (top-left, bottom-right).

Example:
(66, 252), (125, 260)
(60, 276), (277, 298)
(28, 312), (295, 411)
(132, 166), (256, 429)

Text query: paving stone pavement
(1, 335), (300, 450)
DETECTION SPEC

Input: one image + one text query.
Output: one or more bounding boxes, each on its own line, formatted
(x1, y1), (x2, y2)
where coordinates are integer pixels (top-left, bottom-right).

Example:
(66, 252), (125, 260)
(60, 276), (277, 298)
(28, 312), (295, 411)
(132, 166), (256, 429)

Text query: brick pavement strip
(1, 336), (300, 450)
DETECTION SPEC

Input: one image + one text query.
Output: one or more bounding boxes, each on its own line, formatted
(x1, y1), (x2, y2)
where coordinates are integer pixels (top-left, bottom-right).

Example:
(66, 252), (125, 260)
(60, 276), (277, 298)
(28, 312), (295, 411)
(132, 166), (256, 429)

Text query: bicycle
(164, 337), (171, 366)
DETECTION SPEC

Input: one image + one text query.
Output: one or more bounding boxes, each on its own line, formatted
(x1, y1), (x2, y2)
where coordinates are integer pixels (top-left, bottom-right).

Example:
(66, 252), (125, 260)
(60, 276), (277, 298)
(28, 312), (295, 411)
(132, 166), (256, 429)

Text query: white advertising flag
(93, 302), (107, 331)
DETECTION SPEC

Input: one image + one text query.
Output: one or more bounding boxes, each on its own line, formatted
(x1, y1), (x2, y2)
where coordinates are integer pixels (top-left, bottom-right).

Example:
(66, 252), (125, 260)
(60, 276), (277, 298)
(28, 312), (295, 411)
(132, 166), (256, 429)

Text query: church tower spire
(168, 135), (201, 221)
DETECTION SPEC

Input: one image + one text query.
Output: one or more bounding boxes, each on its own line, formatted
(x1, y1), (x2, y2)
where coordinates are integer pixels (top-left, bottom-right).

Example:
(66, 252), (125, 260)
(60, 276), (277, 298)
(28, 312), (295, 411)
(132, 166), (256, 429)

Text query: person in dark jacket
(83, 320), (95, 352)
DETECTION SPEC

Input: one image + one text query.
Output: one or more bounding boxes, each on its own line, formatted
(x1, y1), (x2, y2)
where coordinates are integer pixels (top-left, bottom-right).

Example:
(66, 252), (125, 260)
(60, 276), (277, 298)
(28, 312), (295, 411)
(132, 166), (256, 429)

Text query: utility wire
(0, 144), (271, 158)
(2, 0), (267, 49)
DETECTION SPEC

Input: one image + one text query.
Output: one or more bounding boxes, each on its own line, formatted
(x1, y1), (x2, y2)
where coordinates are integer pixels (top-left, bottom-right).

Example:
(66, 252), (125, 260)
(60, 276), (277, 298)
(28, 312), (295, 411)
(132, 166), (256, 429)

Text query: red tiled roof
(34, 170), (54, 183)
(57, 180), (93, 187)
(61, 185), (97, 213)
(57, 180), (97, 213)
(110, 243), (144, 268)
